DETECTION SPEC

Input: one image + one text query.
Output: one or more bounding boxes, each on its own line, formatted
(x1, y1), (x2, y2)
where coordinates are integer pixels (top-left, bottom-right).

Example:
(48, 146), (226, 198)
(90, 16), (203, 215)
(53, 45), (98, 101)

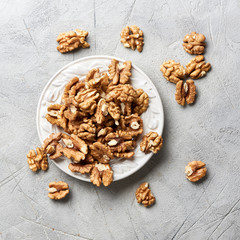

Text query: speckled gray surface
(1, 0), (240, 239)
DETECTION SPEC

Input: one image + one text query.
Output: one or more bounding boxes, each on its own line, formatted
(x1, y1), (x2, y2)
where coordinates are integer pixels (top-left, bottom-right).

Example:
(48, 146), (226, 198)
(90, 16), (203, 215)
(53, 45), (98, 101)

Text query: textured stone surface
(1, 0), (240, 239)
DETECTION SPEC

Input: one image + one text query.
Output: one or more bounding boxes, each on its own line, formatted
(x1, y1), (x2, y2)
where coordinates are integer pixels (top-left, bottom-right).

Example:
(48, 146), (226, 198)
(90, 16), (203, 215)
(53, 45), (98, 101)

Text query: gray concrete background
(1, 0), (240, 239)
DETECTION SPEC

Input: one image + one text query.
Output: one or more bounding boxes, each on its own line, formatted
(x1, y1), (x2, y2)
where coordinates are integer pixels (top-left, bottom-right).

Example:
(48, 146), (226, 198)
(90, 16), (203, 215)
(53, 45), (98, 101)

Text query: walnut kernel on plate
(140, 132), (163, 154)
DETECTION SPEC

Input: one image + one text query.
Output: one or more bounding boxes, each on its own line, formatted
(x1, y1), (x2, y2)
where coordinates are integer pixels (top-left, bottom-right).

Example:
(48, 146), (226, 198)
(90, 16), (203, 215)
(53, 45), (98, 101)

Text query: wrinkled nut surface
(175, 80), (196, 106)
(27, 148), (48, 172)
(106, 84), (137, 103)
(45, 104), (67, 129)
(108, 102), (121, 122)
(185, 161), (207, 182)
(90, 163), (113, 187)
(48, 181), (69, 200)
(56, 29), (90, 53)
(186, 55), (211, 79)
(135, 182), (155, 207)
(120, 25), (144, 52)
(183, 32), (206, 55)
(108, 59), (132, 84)
(160, 60), (185, 84)
(140, 132), (163, 154)
(133, 88), (149, 115)
(120, 114), (143, 136)
(77, 120), (96, 141)
(95, 98), (108, 124)
(68, 162), (94, 174)
(41, 132), (63, 160)
(90, 142), (113, 164)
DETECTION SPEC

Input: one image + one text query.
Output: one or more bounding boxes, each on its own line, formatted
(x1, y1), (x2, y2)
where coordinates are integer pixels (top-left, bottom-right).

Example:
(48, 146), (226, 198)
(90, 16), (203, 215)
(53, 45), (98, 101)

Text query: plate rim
(36, 55), (164, 182)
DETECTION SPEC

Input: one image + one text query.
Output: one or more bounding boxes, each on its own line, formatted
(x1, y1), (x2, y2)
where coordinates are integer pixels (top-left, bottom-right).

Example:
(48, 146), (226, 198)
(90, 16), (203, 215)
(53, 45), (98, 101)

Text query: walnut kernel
(186, 55), (211, 79)
(140, 132), (163, 154)
(120, 25), (144, 52)
(48, 181), (69, 200)
(56, 29), (90, 53)
(160, 60), (185, 84)
(183, 32), (206, 55)
(175, 80), (196, 106)
(136, 182), (155, 207)
(90, 163), (113, 187)
(185, 161), (207, 182)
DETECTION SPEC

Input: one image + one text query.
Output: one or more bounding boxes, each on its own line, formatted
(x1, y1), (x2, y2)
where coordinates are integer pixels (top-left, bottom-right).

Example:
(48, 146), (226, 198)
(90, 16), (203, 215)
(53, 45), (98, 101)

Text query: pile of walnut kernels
(26, 28), (209, 207)
(27, 57), (163, 201)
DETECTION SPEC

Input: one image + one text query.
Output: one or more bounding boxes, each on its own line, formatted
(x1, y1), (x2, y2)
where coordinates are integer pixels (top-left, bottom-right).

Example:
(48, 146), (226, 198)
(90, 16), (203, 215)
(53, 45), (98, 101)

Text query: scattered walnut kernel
(175, 80), (196, 106)
(90, 163), (113, 187)
(160, 60), (185, 84)
(48, 181), (69, 200)
(183, 32), (206, 55)
(120, 25), (144, 52)
(108, 59), (132, 84)
(186, 55), (211, 79)
(56, 29), (90, 53)
(140, 132), (163, 154)
(27, 148), (48, 172)
(136, 182), (155, 207)
(185, 161), (207, 182)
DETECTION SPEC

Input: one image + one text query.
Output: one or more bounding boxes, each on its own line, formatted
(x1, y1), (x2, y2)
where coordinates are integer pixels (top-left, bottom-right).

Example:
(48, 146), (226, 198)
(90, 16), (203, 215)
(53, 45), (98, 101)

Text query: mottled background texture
(0, 0), (240, 239)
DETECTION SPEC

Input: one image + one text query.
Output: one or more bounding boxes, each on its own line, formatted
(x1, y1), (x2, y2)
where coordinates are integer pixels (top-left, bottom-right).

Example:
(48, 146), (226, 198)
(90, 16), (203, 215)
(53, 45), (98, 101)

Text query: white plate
(36, 55), (164, 182)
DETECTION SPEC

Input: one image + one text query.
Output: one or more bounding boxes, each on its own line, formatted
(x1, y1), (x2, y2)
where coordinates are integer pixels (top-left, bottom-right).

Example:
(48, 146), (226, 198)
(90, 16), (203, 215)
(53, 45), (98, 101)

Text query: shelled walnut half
(136, 182), (155, 207)
(56, 29), (90, 53)
(108, 59), (132, 84)
(175, 80), (196, 106)
(186, 55), (211, 79)
(90, 163), (113, 187)
(160, 60), (185, 84)
(120, 25), (144, 52)
(185, 161), (207, 182)
(183, 32), (206, 55)
(140, 132), (163, 154)
(68, 162), (94, 174)
(48, 181), (69, 200)
(62, 134), (88, 162)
